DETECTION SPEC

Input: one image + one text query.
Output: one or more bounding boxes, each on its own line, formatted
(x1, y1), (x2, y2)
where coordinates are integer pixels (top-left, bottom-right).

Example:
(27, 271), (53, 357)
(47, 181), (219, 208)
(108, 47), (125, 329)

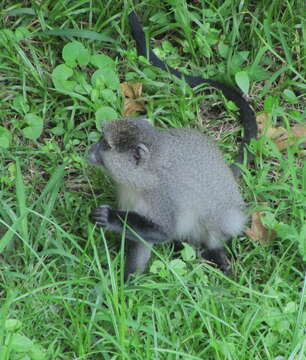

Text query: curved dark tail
(128, 11), (257, 176)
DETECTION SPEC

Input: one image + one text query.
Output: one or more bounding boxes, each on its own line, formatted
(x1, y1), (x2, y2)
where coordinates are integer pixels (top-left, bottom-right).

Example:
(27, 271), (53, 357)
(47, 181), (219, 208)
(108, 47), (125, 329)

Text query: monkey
(88, 11), (257, 281)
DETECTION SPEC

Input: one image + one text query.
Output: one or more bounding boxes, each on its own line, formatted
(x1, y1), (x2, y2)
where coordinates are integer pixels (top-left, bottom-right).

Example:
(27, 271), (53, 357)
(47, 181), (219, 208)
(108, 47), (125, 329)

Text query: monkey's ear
(133, 143), (150, 164)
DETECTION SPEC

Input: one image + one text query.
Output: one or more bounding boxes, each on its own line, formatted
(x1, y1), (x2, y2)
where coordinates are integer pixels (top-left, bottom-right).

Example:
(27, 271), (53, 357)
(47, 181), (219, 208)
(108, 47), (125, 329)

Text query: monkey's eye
(100, 137), (111, 151)
(133, 147), (141, 164)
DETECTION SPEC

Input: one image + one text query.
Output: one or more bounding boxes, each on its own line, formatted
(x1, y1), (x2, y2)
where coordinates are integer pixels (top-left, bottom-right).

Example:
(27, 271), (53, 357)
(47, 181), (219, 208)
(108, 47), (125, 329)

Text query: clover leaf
(23, 113), (43, 140)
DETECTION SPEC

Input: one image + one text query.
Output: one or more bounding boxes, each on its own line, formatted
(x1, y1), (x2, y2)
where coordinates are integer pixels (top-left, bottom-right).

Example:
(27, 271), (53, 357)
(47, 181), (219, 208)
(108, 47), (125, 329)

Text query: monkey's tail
(128, 11), (257, 176)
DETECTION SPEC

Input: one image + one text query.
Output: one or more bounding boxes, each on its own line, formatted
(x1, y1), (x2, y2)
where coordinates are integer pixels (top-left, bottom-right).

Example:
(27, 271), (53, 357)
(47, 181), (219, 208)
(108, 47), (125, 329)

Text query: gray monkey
(88, 12), (257, 280)
(88, 117), (248, 280)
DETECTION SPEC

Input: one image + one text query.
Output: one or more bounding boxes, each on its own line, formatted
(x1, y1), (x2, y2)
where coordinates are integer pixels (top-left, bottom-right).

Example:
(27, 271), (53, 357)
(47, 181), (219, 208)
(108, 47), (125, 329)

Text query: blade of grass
(0, 163), (66, 253)
(15, 158), (29, 249)
(5, 8), (44, 17)
(39, 29), (116, 43)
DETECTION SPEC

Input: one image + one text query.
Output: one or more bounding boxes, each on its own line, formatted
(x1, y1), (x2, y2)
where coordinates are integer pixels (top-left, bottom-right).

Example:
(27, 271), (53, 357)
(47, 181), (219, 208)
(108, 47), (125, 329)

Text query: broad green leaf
(5, 319), (22, 332)
(282, 89), (298, 104)
(91, 68), (119, 90)
(218, 42), (230, 58)
(225, 100), (238, 111)
(283, 302), (298, 314)
(30, 344), (47, 360)
(88, 131), (100, 142)
(52, 63), (73, 80)
(199, 41), (212, 58)
(51, 126), (65, 136)
(100, 89), (116, 103)
(74, 84), (86, 94)
(264, 96), (279, 113)
(264, 333), (278, 347)
(235, 71), (250, 95)
(74, 71), (92, 94)
(181, 243), (196, 261)
(169, 259), (187, 276)
(52, 64), (76, 92)
(206, 28), (219, 46)
(12, 95), (30, 114)
(90, 54), (115, 69)
(150, 260), (166, 274)
(78, 48), (91, 66)
(91, 69), (105, 88)
(230, 51), (249, 72)
(95, 106), (118, 130)
(288, 110), (303, 121)
(103, 69), (120, 90)
(247, 65), (270, 81)
(0, 29), (15, 43)
(23, 113), (43, 140)
(15, 26), (31, 42)
(91, 88), (100, 102)
(62, 41), (90, 67)
(142, 68), (157, 80)
(10, 333), (33, 352)
(0, 126), (12, 148)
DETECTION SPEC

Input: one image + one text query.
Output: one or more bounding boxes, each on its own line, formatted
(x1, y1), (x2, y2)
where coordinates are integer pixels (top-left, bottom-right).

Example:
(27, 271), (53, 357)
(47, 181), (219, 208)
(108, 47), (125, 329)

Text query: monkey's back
(154, 128), (246, 243)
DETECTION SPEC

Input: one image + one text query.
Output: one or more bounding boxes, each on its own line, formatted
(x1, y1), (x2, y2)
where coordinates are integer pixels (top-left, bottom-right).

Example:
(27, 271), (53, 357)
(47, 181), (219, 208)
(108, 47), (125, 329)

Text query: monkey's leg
(124, 241), (152, 281)
(200, 231), (231, 273)
(201, 247), (230, 273)
(91, 205), (168, 243)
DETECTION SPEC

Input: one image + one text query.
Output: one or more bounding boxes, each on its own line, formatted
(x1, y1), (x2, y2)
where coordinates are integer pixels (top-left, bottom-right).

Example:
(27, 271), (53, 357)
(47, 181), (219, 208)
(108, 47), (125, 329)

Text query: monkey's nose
(87, 142), (104, 166)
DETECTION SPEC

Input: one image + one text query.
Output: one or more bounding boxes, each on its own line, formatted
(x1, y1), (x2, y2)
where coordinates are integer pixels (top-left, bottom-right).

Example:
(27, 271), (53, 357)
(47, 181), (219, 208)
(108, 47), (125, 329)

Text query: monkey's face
(88, 118), (157, 188)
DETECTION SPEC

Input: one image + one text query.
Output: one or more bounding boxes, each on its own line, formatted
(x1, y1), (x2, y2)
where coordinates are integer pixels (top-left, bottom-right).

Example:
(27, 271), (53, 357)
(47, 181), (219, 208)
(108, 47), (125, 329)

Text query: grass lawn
(0, 0), (305, 359)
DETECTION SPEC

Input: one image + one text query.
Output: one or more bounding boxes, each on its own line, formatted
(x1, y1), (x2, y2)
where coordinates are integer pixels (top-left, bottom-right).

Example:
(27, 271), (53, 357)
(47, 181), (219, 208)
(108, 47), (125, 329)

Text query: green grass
(0, 0), (305, 359)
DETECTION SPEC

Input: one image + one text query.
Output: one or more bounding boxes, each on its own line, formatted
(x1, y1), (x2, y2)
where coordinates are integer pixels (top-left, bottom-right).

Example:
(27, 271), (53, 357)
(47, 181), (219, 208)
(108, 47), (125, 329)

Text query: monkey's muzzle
(87, 141), (104, 167)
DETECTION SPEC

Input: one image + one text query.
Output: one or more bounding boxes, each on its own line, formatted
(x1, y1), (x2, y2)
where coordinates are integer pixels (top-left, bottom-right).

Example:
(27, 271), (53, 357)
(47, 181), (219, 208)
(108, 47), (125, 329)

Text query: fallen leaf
(120, 81), (146, 116)
(246, 211), (275, 243)
(268, 127), (288, 150)
(256, 112), (270, 135)
(273, 124), (306, 151)
(123, 98), (146, 116)
(292, 124), (306, 137)
(291, 124), (306, 149)
(256, 113), (306, 151)
(121, 81), (143, 98)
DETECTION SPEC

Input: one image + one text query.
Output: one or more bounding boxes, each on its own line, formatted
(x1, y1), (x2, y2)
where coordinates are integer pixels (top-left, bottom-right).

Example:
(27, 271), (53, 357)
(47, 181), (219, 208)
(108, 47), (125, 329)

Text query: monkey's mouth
(87, 142), (105, 167)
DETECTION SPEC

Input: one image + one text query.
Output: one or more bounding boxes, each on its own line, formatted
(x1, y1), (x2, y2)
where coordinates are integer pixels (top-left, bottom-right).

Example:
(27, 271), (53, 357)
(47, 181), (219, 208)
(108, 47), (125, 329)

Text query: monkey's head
(88, 117), (158, 187)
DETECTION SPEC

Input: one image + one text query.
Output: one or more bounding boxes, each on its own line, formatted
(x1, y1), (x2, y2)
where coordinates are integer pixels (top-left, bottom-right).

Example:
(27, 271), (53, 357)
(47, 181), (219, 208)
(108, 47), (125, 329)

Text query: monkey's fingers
(90, 205), (111, 227)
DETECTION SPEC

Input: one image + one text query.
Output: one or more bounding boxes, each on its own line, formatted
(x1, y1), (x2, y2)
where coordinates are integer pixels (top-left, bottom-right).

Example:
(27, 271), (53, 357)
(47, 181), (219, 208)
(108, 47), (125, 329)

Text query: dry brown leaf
(256, 112), (306, 151)
(273, 124), (306, 151)
(246, 211), (273, 243)
(292, 124), (306, 137)
(123, 98), (146, 116)
(120, 81), (146, 116)
(268, 127), (288, 150)
(256, 112), (270, 135)
(120, 82), (143, 99)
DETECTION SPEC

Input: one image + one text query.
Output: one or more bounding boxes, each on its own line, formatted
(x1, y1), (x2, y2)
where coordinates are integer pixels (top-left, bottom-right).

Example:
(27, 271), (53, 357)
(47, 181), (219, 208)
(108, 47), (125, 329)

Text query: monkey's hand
(90, 206), (169, 244)
(91, 205), (113, 229)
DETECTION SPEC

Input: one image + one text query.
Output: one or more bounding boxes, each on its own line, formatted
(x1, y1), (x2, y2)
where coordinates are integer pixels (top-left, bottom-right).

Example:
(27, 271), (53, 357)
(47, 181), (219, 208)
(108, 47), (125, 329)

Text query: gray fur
(89, 117), (247, 279)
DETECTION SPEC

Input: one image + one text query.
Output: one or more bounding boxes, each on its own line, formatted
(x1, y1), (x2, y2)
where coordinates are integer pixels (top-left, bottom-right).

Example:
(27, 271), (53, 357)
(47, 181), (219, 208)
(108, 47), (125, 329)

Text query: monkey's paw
(91, 205), (112, 228)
